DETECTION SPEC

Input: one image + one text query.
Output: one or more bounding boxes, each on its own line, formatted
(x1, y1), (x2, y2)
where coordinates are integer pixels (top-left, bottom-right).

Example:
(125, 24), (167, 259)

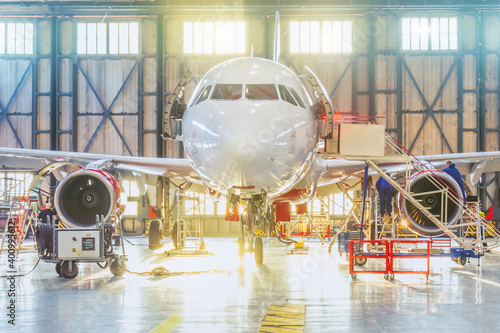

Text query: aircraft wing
(0, 147), (198, 180)
(320, 151), (500, 187)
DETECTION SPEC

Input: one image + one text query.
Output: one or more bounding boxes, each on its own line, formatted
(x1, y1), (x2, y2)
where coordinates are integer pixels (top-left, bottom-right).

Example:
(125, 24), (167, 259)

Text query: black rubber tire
(354, 257), (367, 266)
(459, 254), (467, 267)
(255, 237), (263, 264)
(55, 263), (62, 276)
(238, 237), (245, 259)
(148, 219), (162, 250)
(60, 261), (78, 279)
(110, 260), (127, 276)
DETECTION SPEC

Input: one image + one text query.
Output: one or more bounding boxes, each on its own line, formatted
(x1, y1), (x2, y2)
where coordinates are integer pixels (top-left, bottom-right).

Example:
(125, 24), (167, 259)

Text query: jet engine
(399, 170), (463, 237)
(54, 169), (121, 228)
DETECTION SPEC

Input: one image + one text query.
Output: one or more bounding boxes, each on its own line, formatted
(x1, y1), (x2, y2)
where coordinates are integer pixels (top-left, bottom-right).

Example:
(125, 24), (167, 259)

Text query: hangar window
(402, 17), (458, 51)
(245, 84), (278, 100)
(119, 180), (139, 216)
(183, 191), (223, 216)
(289, 20), (352, 54)
(183, 21), (246, 54)
(0, 22), (34, 55)
(211, 84), (242, 100)
(0, 172), (33, 199)
(77, 22), (139, 55)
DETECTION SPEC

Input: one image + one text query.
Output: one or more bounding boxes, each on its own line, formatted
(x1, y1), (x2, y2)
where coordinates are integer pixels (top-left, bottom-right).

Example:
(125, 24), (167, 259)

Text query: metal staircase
(367, 132), (500, 254)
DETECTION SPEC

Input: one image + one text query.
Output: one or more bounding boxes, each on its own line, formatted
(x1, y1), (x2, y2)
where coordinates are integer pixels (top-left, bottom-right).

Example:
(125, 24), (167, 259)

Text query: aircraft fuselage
(182, 58), (319, 199)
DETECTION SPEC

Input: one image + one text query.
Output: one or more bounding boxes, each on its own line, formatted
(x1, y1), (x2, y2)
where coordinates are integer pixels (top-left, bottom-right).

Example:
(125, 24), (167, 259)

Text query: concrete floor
(1, 236), (500, 332)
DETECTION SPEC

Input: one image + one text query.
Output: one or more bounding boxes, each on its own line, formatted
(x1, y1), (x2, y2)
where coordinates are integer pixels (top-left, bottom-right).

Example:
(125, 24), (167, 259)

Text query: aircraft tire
(148, 219), (162, 250)
(255, 237), (263, 264)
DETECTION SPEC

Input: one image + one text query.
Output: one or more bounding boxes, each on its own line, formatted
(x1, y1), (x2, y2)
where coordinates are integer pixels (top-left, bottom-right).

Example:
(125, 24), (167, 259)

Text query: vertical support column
(477, 13), (487, 205)
(264, 15), (271, 60)
(396, 15), (404, 144)
(478, 13), (485, 152)
(457, 53), (464, 153)
(156, 15), (165, 158)
(368, 14), (376, 119)
(360, 163), (370, 231)
(137, 53), (144, 157)
(457, 15), (464, 153)
(50, 16), (57, 151)
(31, 50), (38, 150)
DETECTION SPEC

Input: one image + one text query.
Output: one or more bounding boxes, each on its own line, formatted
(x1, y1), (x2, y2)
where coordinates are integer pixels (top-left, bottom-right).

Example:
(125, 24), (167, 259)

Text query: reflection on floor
(1, 237), (500, 332)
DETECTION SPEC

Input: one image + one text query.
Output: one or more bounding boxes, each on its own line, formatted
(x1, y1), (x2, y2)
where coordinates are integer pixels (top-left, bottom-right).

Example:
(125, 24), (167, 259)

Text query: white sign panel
(339, 124), (385, 157)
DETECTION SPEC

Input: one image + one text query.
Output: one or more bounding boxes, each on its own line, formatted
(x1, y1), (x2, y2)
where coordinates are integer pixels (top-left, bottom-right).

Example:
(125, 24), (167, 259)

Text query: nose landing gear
(238, 235), (264, 264)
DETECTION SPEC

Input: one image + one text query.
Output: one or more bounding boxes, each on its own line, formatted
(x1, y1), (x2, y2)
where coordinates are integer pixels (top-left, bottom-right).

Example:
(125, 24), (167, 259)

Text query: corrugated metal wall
(1, 9), (500, 208)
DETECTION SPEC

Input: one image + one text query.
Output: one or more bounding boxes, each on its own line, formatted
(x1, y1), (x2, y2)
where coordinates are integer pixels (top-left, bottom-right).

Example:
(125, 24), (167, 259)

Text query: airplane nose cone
(183, 101), (314, 194)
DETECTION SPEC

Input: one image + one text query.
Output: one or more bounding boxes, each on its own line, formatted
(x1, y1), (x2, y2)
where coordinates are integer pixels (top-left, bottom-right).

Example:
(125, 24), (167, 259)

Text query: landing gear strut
(235, 194), (267, 264)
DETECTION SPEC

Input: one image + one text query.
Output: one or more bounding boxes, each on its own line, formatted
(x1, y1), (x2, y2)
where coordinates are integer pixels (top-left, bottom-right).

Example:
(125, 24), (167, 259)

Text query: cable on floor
(126, 267), (232, 277)
(0, 258), (41, 278)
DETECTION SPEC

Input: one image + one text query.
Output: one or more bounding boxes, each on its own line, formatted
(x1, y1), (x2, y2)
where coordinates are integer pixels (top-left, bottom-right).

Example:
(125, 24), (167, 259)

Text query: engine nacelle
(54, 169), (121, 228)
(399, 170), (463, 237)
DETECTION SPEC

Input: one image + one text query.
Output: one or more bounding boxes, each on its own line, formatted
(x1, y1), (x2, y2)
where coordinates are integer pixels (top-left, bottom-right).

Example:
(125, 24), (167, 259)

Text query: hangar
(1, 0), (500, 331)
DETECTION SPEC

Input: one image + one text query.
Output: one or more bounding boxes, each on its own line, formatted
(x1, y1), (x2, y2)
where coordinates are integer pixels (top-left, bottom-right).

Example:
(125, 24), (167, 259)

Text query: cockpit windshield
(245, 84), (278, 100)
(289, 87), (306, 108)
(195, 85), (212, 105)
(211, 84), (242, 100)
(278, 85), (298, 106)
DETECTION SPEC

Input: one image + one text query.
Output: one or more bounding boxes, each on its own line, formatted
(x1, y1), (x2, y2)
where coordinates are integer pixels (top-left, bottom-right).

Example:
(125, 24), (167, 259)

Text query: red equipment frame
(348, 239), (431, 278)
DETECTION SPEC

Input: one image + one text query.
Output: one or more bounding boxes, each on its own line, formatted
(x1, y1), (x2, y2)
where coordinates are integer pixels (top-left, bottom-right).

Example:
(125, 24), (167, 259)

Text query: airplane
(3, 54), (500, 265)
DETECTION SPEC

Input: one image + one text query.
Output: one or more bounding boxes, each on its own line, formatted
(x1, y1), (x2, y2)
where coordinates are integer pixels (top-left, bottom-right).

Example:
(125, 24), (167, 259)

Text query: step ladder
(0, 192), (38, 256)
(366, 132), (500, 254)
(167, 191), (210, 255)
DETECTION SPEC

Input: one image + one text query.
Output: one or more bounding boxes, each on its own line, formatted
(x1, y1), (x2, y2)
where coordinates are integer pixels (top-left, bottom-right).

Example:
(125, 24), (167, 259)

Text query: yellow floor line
(259, 305), (305, 333)
(149, 310), (183, 333)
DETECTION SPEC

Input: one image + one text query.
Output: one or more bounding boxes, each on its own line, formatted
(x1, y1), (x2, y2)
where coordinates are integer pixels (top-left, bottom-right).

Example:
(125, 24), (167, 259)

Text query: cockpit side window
(211, 84), (242, 100)
(245, 84), (278, 100)
(278, 85), (298, 106)
(195, 85), (212, 105)
(289, 87), (306, 108)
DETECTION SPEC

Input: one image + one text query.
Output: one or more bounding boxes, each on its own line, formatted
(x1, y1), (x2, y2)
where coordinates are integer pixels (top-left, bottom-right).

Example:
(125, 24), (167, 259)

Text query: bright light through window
(402, 17), (457, 51)
(120, 180), (139, 216)
(77, 22), (139, 55)
(331, 191), (353, 215)
(184, 21), (246, 54)
(180, 191), (225, 216)
(0, 22), (33, 55)
(0, 172), (33, 200)
(290, 20), (352, 54)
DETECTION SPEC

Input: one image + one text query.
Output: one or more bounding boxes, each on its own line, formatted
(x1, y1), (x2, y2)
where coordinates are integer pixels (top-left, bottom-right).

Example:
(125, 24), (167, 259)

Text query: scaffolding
(0, 192), (37, 256)
(335, 120), (500, 271)
(165, 191), (211, 256)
